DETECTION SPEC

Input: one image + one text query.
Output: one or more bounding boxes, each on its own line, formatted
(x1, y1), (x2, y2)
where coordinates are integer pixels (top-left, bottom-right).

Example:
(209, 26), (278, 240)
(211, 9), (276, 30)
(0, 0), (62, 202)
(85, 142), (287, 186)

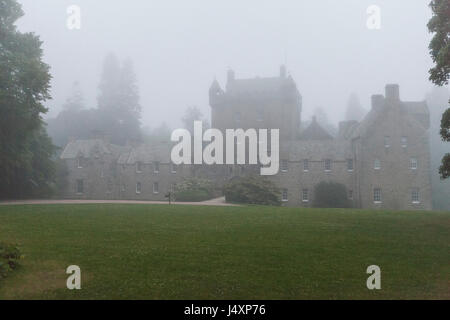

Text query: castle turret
(209, 78), (223, 107)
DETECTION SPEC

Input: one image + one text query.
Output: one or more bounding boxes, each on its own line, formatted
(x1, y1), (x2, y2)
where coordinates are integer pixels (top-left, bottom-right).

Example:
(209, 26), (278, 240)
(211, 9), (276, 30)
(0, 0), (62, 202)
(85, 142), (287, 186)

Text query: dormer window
(136, 162), (143, 173)
(401, 136), (408, 148)
(384, 136), (390, 148)
(77, 156), (83, 168)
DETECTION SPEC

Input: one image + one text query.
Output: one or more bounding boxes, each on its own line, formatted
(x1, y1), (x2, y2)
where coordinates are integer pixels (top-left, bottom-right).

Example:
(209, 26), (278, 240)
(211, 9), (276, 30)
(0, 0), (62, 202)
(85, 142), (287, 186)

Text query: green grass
(0, 204), (449, 300)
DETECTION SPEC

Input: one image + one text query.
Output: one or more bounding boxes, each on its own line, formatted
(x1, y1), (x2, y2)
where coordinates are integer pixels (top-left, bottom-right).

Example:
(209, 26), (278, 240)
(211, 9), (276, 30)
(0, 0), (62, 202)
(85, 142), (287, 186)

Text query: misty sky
(16, 0), (445, 129)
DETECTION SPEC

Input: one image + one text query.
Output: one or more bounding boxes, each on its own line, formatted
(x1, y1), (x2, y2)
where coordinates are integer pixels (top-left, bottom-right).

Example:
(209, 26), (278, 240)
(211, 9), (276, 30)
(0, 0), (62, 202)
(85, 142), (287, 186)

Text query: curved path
(0, 197), (237, 207)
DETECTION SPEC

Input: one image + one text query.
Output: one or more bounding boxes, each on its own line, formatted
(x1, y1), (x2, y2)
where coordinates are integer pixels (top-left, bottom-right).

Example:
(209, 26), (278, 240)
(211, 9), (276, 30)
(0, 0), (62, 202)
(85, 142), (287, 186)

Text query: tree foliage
(428, 0), (450, 179)
(0, 0), (56, 199)
(313, 181), (351, 208)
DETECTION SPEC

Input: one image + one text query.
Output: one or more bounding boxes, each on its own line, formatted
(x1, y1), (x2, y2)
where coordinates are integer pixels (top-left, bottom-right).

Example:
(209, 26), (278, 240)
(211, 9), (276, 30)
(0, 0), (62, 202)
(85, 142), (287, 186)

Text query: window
(136, 182), (141, 194)
(153, 161), (160, 173)
(282, 189), (288, 202)
(373, 188), (382, 203)
(153, 182), (159, 194)
(410, 158), (418, 170)
(171, 163), (177, 173)
(374, 158), (381, 170)
(76, 179), (84, 194)
(302, 189), (309, 202)
(281, 160), (288, 172)
(77, 156), (83, 168)
(384, 136), (390, 148)
(348, 189), (353, 200)
(401, 136), (408, 148)
(121, 184), (126, 192)
(347, 159), (354, 171)
(303, 159), (309, 172)
(411, 188), (420, 204)
(324, 159), (332, 172)
(136, 162), (143, 173)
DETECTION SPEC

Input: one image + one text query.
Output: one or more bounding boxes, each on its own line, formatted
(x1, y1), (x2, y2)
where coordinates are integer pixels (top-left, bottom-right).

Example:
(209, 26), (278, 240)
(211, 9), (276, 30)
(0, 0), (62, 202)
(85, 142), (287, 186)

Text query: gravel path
(0, 196), (237, 207)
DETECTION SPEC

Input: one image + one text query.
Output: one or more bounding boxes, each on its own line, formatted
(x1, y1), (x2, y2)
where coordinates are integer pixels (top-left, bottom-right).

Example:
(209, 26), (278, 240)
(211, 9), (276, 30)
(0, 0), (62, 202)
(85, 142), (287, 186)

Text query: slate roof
(118, 142), (174, 164)
(299, 117), (333, 140)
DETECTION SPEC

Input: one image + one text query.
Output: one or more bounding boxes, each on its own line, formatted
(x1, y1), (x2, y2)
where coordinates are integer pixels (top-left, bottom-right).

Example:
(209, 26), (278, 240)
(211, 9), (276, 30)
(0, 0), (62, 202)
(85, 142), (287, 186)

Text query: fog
(16, 0), (440, 128)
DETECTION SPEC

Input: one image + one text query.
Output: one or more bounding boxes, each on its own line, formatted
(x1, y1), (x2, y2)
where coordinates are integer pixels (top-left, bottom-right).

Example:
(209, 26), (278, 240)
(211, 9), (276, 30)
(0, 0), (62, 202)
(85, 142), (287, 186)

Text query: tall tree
(47, 81), (88, 147)
(181, 106), (210, 134)
(97, 54), (141, 145)
(0, 0), (56, 199)
(428, 0), (450, 179)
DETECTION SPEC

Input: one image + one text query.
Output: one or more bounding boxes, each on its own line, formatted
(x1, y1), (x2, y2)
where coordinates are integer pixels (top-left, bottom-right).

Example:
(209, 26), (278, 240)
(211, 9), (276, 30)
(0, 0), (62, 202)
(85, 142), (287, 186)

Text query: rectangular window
(153, 182), (159, 194)
(347, 159), (354, 171)
(302, 189), (309, 202)
(282, 189), (288, 202)
(153, 161), (160, 173)
(324, 159), (332, 172)
(281, 160), (288, 172)
(410, 158), (418, 170)
(76, 179), (84, 194)
(411, 188), (420, 203)
(374, 159), (381, 170)
(136, 182), (141, 194)
(136, 162), (143, 173)
(373, 188), (382, 203)
(348, 189), (353, 200)
(401, 136), (408, 148)
(121, 184), (126, 192)
(303, 159), (309, 172)
(171, 163), (177, 173)
(384, 136), (390, 148)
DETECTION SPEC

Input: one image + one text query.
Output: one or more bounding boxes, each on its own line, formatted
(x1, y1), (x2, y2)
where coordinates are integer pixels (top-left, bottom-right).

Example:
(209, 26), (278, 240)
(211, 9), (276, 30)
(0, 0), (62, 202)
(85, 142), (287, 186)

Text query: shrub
(313, 181), (351, 208)
(0, 242), (22, 279)
(173, 177), (214, 202)
(224, 175), (281, 206)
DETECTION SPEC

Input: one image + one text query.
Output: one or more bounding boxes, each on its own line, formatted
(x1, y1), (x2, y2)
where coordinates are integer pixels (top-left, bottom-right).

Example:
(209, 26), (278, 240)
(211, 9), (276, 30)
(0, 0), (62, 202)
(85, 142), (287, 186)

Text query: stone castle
(61, 66), (432, 210)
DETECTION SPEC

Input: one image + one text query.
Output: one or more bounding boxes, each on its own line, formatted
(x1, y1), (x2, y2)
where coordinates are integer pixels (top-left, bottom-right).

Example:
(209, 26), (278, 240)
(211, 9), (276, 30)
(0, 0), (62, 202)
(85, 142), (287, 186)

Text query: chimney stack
(385, 84), (400, 101)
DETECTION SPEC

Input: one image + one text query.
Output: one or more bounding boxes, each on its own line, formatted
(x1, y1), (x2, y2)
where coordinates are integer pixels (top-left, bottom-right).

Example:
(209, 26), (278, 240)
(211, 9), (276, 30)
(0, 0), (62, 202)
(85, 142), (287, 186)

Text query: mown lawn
(0, 204), (448, 300)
